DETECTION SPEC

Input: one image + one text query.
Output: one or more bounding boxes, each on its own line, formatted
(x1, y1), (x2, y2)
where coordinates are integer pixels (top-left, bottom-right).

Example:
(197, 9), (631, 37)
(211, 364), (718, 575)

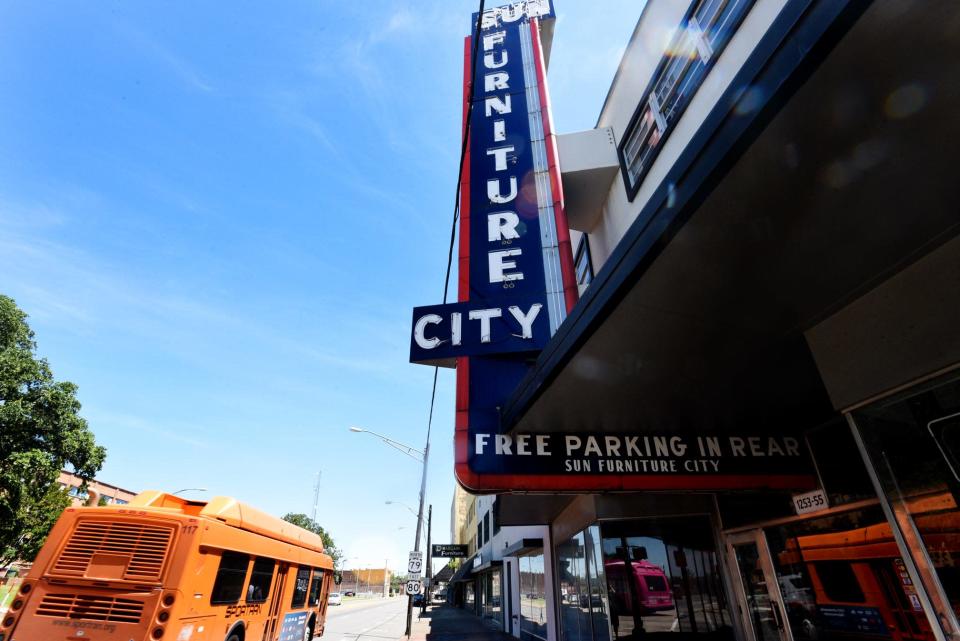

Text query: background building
(57, 470), (136, 506)
(340, 567), (391, 597)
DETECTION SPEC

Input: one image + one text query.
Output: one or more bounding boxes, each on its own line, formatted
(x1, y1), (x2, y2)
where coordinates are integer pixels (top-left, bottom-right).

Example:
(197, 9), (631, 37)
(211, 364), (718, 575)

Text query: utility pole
(405, 439), (430, 637)
(425, 504), (433, 605)
(311, 471), (322, 523)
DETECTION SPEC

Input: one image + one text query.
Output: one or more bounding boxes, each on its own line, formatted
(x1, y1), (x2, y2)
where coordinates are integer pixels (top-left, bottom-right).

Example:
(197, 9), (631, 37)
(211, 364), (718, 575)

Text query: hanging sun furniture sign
(409, 0), (579, 489)
(408, 0), (816, 492)
(409, 0), (571, 368)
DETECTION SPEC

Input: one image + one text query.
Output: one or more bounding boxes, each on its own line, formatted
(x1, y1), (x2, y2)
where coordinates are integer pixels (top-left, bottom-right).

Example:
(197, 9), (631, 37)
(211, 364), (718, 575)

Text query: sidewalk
(405, 605), (514, 641)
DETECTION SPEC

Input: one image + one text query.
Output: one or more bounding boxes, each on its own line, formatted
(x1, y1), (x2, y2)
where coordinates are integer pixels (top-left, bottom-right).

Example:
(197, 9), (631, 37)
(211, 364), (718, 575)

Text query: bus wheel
(226, 636), (241, 641)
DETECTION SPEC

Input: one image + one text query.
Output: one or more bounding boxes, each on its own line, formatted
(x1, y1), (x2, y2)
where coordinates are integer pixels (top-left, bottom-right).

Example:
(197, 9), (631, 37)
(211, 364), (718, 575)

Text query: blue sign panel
(278, 611), (309, 641)
(409, 295), (549, 364)
(409, 0), (565, 366)
(818, 606), (889, 636)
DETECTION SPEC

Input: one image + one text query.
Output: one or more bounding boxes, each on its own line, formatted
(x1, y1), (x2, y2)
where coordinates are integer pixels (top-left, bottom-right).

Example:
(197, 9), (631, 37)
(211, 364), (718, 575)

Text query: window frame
(574, 236), (594, 288)
(246, 556), (276, 604)
(618, 0), (755, 202)
(211, 551), (250, 605)
(291, 565), (311, 609)
(308, 568), (324, 607)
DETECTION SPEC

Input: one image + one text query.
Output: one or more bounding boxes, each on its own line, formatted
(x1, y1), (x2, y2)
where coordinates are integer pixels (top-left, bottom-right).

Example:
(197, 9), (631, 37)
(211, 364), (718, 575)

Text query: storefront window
(466, 581), (476, 610)
(600, 516), (732, 641)
(558, 527), (612, 641)
(520, 552), (549, 641)
(853, 375), (960, 629)
(764, 507), (936, 641)
(481, 570), (503, 630)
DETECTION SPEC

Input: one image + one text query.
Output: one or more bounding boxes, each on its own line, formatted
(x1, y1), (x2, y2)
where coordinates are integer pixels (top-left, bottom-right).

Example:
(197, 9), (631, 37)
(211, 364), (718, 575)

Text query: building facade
(440, 1), (960, 641)
(340, 568), (391, 597)
(57, 470), (136, 506)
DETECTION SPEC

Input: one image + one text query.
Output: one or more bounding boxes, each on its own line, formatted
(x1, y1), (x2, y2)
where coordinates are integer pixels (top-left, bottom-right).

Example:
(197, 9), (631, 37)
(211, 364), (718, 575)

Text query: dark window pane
(247, 557), (275, 603)
(854, 375), (960, 618)
(292, 566), (311, 608)
(211, 551), (249, 605)
(308, 569), (323, 607)
(815, 561), (865, 603)
(644, 574), (668, 592)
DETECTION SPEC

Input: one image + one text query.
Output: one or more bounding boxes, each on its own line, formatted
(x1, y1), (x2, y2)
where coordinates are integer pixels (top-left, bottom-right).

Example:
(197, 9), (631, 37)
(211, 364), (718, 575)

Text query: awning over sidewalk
(449, 555), (476, 583)
(501, 1), (960, 440)
(503, 538), (543, 557)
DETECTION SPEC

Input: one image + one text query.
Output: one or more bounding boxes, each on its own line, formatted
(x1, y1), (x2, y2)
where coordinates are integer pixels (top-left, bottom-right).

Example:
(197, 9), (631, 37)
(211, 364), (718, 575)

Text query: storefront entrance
(726, 506), (938, 641)
(728, 531), (792, 641)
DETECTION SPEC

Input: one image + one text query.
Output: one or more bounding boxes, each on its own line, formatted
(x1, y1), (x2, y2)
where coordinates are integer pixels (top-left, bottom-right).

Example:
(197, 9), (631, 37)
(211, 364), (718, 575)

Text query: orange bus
(1, 490), (335, 641)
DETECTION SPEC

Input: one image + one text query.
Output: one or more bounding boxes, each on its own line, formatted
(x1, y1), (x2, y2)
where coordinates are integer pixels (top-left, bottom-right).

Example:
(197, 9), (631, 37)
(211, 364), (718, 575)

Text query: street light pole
(348, 425), (430, 637)
(407, 440), (429, 637)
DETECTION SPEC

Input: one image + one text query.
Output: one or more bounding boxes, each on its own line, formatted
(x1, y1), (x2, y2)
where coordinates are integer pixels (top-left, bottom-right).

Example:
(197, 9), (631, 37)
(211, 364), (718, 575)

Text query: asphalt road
(319, 597), (410, 641)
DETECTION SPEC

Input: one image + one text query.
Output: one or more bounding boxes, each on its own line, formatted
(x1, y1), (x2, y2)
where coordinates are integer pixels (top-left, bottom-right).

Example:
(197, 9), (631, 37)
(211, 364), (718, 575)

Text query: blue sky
(0, 1), (638, 572)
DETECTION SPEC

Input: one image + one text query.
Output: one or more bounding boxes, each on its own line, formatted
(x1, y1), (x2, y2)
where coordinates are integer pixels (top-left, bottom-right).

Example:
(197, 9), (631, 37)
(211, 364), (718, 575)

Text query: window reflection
(765, 508), (937, 641)
(558, 527), (611, 641)
(481, 570), (503, 629)
(855, 375), (960, 626)
(520, 552), (549, 641)
(599, 517), (732, 641)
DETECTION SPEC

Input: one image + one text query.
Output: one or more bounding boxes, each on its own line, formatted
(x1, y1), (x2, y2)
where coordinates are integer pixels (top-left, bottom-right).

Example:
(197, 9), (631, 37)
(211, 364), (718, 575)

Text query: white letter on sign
(508, 304), (542, 339)
(482, 31), (506, 51)
(493, 120), (506, 142)
(488, 211), (520, 241)
(468, 308), (502, 343)
(487, 177), (517, 203)
(486, 145), (514, 171)
(489, 249), (523, 283)
(484, 51), (508, 69)
(451, 312), (462, 347)
(476, 433), (490, 455)
(414, 314), (442, 350)
(485, 95), (512, 117)
(484, 72), (509, 92)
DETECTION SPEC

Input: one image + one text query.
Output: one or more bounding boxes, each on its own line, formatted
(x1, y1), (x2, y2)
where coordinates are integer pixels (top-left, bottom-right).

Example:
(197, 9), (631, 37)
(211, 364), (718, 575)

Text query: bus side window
(292, 566), (311, 608)
(212, 551), (250, 605)
(815, 560), (866, 603)
(247, 557), (276, 603)
(308, 568), (323, 607)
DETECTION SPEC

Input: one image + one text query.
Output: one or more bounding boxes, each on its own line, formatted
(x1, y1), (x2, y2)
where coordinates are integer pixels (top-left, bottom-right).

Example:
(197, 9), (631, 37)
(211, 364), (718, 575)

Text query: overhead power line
(424, 0), (487, 458)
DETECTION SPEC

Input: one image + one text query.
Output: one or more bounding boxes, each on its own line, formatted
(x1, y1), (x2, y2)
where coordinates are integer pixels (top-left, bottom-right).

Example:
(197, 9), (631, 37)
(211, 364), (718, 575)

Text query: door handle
(771, 600), (785, 630)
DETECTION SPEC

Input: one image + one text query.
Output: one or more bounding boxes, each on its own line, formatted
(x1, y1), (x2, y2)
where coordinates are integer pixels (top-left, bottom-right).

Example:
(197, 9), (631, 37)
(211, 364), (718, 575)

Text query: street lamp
(386, 500), (418, 517)
(172, 488), (207, 495)
(350, 425), (430, 637)
(349, 427), (424, 462)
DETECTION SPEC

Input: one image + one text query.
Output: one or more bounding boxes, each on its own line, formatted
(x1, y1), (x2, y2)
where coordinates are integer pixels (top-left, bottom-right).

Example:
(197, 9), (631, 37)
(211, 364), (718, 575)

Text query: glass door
(728, 531), (793, 641)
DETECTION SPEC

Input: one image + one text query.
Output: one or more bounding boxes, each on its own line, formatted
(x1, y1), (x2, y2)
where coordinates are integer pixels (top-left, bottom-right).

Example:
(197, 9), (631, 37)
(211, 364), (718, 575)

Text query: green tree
(281, 513), (343, 568)
(0, 295), (106, 566)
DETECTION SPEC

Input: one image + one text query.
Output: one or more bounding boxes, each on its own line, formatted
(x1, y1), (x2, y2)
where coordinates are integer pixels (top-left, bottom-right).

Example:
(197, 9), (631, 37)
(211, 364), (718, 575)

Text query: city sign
(432, 544), (469, 558)
(410, 298), (548, 365)
(408, 0), (574, 367)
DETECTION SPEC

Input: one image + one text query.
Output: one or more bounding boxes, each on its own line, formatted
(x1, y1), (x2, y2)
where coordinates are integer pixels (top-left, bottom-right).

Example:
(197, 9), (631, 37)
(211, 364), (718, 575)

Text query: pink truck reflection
(605, 559), (675, 614)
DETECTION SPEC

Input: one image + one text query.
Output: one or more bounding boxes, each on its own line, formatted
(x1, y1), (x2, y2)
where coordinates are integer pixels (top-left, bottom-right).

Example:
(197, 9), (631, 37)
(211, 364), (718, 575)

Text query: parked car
(413, 593), (425, 606)
(343, 590), (356, 597)
(328, 592), (343, 606)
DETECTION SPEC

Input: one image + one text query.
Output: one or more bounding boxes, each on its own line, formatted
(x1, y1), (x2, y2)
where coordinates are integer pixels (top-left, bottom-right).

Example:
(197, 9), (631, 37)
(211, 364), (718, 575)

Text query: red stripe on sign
(449, 473), (818, 493)
(459, 36), (472, 303)
(530, 19), (579, 314)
